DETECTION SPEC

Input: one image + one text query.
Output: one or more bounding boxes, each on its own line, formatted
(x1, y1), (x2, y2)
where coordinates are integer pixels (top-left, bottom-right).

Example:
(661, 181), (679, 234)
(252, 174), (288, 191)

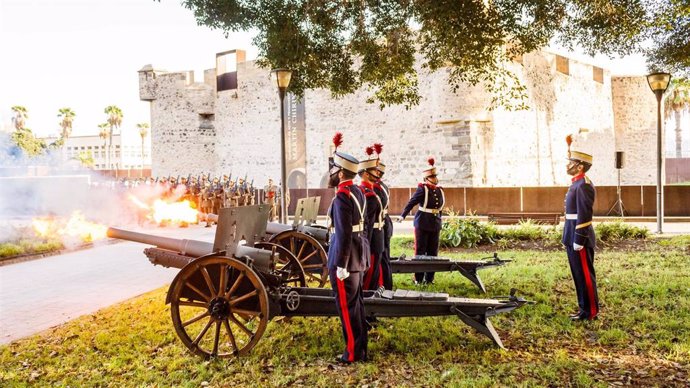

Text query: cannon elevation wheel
(269, 230), (328, 287)
(169, 255), (269, 359)
(254, 241), (306, 288)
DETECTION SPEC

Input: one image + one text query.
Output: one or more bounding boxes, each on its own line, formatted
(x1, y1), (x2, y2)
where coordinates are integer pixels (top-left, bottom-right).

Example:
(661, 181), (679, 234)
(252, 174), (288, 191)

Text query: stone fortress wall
(138, 49), (663, 188)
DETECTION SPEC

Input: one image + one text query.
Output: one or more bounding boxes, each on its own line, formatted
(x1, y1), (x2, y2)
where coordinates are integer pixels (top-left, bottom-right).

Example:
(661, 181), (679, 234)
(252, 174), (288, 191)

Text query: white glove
(336, 267), (350, 280)
(396, 216), (404, 223)
(573, 243), (584, 251)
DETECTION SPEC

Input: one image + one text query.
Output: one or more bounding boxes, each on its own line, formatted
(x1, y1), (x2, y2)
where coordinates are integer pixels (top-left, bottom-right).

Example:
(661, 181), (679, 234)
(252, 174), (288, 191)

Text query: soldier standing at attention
(358, 146), (385, 292)
(563, 135), (599, 321)
(399, 158), (445, 285)
(371, 143), (393, 290)
(327, 132), (369, 364)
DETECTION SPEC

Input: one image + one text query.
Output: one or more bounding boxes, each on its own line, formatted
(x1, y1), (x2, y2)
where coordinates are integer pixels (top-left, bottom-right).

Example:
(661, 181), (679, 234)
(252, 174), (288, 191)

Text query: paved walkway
(1, 218), (688, 345)
(0, 225), (215, 345)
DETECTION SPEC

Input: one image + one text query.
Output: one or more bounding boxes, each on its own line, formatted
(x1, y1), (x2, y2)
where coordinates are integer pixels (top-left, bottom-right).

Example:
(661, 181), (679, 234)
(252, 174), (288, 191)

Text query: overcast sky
(1, 0), (648, 138)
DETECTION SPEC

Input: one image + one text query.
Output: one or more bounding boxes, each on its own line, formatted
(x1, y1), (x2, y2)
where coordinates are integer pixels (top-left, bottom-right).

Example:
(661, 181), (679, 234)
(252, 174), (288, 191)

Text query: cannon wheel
(254, 241), (306, 288)
(269, 230), (328, 287)
(169, 255), (269, 359)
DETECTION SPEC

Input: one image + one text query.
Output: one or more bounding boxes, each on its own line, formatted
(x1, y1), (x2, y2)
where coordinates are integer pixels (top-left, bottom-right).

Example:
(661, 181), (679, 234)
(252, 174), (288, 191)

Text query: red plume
(565, 134), (573, 147)
(373, 143), (383, 155)
(332, 132), (343, 150)
(428, 157), (435, 166)
(365, 146), (374, 156)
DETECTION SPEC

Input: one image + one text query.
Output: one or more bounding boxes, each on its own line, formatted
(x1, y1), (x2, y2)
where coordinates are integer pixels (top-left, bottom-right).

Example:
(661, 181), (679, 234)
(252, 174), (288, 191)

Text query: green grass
(0, 238), (64, 258)
(2, 237), (689, 386)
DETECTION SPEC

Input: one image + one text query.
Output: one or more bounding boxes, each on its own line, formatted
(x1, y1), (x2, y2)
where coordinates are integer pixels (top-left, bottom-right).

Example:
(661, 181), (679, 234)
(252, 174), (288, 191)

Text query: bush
(440, 216), (497, 248)
(595, 221), (649, 242)
(0, 243), (25, 258)
(498, 219), (549, 241)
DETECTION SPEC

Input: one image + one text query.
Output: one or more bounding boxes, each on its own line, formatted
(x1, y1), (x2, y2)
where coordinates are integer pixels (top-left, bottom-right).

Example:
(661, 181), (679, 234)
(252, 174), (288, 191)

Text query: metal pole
(655, 91), (663, 234)
(279, 89), (288, 224)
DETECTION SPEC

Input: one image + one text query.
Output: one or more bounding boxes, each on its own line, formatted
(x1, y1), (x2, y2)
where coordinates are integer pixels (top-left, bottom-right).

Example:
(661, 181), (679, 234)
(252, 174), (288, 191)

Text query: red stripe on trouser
(579, 249), (597, 318)
(363, 254), (375, 289)
(336, 278), (355, 361)
(377, 265), (383, 287)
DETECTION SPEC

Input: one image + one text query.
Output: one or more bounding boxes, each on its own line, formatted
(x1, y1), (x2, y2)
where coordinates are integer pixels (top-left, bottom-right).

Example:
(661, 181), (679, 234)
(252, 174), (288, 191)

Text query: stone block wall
(139, 49), (659, 187)
(611, 77), (662, 185)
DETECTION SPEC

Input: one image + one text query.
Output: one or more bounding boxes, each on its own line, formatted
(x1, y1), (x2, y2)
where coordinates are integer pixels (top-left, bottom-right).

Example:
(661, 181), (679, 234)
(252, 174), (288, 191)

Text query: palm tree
(136, 122), (150, 177)
(98, 123), (110, 169)
(57, 108), (76, 161)
(664, 78), (690, 158)
(11, 106), (28, 130)
(104, 105), (123, 171)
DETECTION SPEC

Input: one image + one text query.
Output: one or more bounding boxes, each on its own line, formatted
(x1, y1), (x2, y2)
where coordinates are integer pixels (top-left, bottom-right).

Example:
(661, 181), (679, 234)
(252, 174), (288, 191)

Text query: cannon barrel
(107, 227), (213, 258)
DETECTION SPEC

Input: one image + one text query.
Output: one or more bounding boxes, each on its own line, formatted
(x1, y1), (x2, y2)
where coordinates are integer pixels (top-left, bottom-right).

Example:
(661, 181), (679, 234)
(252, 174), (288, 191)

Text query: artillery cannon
(212, 196), (511, 292)
(109, 205), (530, 359)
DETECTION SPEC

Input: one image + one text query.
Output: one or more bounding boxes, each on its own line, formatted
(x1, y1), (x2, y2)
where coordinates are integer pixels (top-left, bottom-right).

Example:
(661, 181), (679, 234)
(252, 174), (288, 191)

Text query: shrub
(498, 219), (548, 241)
(440, 215), (497, 248)
(595, 221), (649, 242)
(0, 243), (25, 258)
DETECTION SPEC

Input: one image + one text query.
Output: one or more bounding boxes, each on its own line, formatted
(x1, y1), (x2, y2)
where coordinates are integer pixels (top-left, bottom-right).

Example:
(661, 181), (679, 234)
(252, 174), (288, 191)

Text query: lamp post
(646, 72), (671, 234)
(272, 68), (292, 224)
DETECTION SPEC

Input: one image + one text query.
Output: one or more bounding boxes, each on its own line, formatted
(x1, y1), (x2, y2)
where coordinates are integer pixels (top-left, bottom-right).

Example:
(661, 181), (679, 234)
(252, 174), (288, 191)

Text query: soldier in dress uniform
(358, 146), (385, 292)
(201, 182), (213, 227)
(399, 157), (445, 285)
(563, 136), (599, 321)
(264, 178), (278, 221)
(370, 143), (393, 290)
(327, 132), (369, 364)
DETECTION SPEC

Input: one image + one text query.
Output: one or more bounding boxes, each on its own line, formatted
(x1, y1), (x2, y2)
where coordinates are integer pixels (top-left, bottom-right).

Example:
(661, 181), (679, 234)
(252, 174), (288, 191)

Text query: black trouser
(363, 252), (382, 290)
(329, 269), (368, 362)
(381, 217), (393, 290)
(566, 245), (599, 318)
(414, 227), (440, 283)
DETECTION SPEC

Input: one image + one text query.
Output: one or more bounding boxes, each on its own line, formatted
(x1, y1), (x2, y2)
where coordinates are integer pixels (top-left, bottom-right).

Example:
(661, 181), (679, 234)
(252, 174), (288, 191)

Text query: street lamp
(271, 68), (292, 224)
(646, 72), (671, 234)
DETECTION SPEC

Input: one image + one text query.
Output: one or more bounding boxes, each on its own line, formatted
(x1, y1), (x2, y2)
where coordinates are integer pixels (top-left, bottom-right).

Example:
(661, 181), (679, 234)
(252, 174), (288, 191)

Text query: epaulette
(584, 176), (592, 185)
(337, 187), (350, 196)
(418, 183), (424, 188)
(364, 191), (376, 197)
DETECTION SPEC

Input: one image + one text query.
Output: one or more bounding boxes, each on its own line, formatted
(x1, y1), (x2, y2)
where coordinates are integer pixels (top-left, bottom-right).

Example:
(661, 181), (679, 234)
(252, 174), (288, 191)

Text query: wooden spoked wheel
(169, 255), (269, 359)
(253, 242), (306, 288)
(269, 230), (328, 287)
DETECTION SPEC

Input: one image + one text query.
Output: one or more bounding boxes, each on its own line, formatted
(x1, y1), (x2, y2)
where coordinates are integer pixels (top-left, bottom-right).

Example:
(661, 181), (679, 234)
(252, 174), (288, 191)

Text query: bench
(487, 212), (561, 225)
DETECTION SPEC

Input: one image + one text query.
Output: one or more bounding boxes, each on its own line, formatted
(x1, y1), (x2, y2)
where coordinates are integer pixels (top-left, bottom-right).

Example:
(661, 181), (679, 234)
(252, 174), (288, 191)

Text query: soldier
(399, 157), (445, 285)
(370, 143), (393, 290)
(212, 177), (223, 214)
(358, 146), (385, 292)
(563, 136), (599, 321)
(201, 182), (213, 227)
(327, 132), (369, 364)
(264, 178), (278, 221)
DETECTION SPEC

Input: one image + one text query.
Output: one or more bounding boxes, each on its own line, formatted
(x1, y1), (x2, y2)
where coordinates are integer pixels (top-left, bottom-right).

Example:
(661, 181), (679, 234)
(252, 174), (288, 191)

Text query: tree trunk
(675, 110), (682, 158)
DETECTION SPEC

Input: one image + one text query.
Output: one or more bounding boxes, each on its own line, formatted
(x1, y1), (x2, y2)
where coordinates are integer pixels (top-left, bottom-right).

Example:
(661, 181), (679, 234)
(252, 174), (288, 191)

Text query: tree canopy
(179, 0), (687, 109)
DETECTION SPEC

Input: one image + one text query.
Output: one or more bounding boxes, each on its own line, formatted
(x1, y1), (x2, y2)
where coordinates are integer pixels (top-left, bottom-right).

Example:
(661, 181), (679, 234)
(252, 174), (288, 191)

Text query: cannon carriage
(108, 205), (530, 359)
(261, 196), (511, 292)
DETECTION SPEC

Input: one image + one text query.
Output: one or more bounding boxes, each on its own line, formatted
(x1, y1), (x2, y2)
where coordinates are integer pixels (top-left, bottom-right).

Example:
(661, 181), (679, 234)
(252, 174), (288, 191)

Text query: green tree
(74, 151), (95, 168)
(104, 105), (123, 170)
(647, 1), (690, 78)
(178, 0), (657, 110)
(664, 78), (690, 158)
(98, 123), (110, 169)
(57, 107), (76, 141)
(11, 106), (28, 130)
(136, 122), (150, 176)
(11, 128), (46, 157)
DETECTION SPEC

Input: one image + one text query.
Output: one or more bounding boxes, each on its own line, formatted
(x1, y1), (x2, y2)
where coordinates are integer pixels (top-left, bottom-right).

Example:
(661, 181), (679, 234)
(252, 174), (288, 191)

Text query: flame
(32, 211), (108, 242)
(150, 199), (198, 224)
(128, 194), (198, 224)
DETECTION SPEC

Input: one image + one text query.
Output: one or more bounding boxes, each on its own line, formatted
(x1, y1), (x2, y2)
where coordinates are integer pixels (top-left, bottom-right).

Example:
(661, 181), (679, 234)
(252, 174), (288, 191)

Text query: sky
(1, 0), (649, 138)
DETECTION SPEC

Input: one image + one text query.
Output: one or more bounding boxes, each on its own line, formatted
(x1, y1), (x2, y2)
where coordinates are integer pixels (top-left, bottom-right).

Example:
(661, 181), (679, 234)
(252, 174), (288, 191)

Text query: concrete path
(0, 225), (215, 345)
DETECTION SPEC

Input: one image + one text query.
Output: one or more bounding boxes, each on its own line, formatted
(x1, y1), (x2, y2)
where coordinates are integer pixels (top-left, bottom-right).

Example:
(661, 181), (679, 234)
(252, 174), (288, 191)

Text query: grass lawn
(2, 236), (689, 387)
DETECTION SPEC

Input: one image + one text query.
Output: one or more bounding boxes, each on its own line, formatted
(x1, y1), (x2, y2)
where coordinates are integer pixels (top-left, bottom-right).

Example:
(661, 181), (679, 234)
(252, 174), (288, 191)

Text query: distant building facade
(41, 132), (151, 171)
(139, 49), (687, 188)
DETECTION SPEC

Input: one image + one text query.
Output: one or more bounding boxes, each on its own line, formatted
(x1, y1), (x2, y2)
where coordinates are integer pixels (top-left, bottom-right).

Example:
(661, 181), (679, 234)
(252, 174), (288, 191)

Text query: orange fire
(128, 194), (198, 224)
(32, 211), (108, 242)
